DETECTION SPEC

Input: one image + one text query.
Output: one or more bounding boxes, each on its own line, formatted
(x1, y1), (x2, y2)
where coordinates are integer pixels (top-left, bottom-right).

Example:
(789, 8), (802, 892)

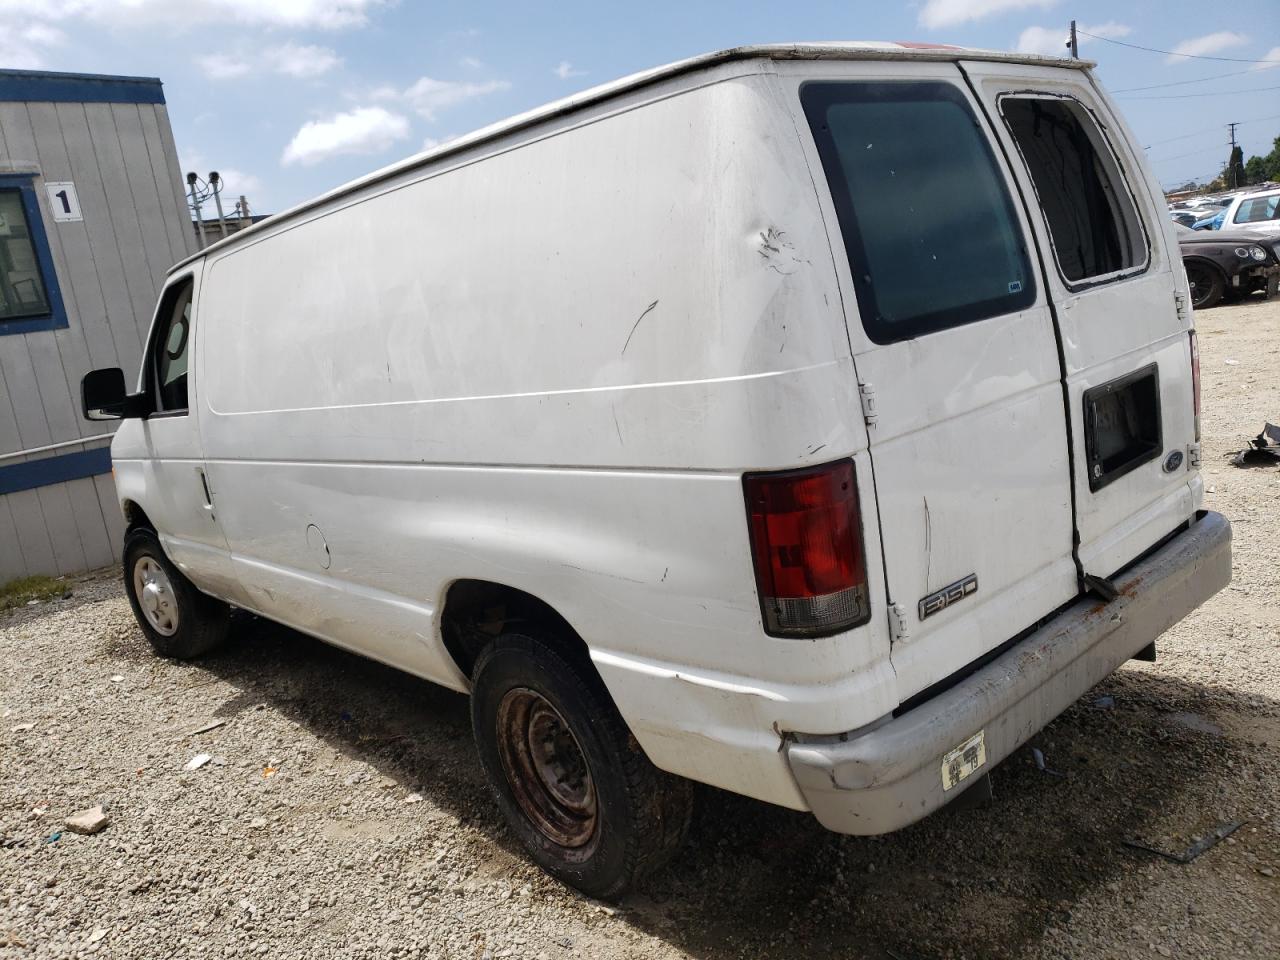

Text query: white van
(81, 42), (1231, 897)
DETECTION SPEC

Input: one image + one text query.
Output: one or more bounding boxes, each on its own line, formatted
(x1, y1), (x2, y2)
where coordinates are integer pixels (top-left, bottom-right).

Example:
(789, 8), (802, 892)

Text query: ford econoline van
(81, 42), (1231, 898)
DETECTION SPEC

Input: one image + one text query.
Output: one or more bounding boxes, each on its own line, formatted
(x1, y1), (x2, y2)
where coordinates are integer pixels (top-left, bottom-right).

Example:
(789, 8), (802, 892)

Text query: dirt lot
(3, 297), (1279, 960)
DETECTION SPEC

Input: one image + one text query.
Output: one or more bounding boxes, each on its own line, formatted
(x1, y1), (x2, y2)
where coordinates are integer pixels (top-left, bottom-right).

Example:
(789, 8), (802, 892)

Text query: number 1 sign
(44, 181), (83, 223)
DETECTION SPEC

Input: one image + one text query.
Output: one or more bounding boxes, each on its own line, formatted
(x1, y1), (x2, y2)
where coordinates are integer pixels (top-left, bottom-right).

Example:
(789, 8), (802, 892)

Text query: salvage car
(79, 42), (1231, 898)
(1177, 224), (1280, 308)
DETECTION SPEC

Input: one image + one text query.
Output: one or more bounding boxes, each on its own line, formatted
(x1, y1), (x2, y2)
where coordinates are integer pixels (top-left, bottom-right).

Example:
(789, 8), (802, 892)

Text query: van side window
(151, 277), (194, 413)
(1234, 194), (1278, 225)
(801, 82), (1035, 345)
(999, 97), (1147, 285)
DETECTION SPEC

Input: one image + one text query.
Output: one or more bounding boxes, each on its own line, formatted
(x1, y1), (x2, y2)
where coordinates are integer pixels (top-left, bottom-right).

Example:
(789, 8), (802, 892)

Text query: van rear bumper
(785, 510), (1231, 836)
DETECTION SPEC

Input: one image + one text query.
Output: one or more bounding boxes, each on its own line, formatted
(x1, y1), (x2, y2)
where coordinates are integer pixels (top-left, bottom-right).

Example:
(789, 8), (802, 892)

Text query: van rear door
(796, 63), (1079, 701)
(959, 61), (1200, 583)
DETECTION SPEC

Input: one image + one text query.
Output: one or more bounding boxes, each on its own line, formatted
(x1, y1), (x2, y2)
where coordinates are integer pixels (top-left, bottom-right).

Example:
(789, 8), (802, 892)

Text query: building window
(0, 175), (68, 336)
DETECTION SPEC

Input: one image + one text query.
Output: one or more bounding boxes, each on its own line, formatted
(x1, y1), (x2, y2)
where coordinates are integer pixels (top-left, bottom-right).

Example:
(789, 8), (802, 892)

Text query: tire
(1185, 260), (1224, 310)
(470, 632), (692, 899)
(123, 526), (230, 660)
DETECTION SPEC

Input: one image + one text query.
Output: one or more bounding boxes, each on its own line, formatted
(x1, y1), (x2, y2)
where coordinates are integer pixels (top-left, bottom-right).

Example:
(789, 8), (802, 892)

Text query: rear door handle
(197, 468), (214, 511)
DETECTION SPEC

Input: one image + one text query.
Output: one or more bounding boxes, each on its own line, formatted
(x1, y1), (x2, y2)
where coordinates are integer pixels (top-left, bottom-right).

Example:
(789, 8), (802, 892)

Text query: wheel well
(122, 501), (155, 532)
(1183, 256), (1226, 283)
(441, 579), (592, 681)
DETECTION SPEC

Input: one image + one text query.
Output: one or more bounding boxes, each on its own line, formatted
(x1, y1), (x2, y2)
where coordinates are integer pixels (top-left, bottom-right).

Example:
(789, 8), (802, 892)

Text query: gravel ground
(2, 296), (1278, 960)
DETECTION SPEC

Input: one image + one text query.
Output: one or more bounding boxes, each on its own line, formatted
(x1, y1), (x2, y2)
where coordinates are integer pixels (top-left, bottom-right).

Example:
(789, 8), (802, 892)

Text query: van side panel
(195, 70), (891, 809)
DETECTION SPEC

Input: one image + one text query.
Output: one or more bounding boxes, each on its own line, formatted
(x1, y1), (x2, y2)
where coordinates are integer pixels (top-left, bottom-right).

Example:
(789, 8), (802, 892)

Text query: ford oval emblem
(1163, 450), (1184, 473)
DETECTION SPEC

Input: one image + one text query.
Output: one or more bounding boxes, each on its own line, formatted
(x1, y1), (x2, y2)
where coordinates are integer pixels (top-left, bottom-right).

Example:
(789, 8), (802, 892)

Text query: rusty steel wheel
(471, 632), (693, 898)
(496, 688), (598, 849)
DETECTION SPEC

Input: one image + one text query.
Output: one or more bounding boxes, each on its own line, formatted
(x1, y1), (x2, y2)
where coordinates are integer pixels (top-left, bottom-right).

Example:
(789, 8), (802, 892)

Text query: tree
(1226, 145), (1246, 189)
(1244, 155), (1267, 184)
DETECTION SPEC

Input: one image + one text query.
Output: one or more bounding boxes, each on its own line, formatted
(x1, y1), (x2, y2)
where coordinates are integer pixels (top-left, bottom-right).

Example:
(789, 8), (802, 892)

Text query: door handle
(197, 468), (214, 511)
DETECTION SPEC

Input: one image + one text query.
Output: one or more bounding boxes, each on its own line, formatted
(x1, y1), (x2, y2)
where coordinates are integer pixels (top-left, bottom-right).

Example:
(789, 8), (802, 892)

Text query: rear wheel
(1185, 261), (1224, 310)
(470, 632), (692, 899)
(123, 527), (230, 659)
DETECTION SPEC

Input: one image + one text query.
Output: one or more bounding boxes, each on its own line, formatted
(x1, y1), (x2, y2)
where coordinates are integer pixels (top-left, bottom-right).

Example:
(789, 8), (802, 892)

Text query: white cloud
(553, 60), (585, 80)
(268, 42), (342, 78)
(1015, 21), (1131, 57)
(197, 42), (341, 81)
(0, 21), (66, 69)
(1250, 45), (1280, 71)
(1166, 31), (1248, 64)
(0, 0), (386, 31)
(400, 77), (510, 120)
(281, 106), (409, 166)
(196, 53), (253, 80)
(458, 56), (483, 70)
(919, 0), (1057, 29)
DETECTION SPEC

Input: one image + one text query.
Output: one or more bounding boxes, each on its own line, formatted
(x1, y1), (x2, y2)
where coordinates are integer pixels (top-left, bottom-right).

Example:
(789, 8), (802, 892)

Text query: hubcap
(496, 688), (597, 848)
(133, 556), (179, 637)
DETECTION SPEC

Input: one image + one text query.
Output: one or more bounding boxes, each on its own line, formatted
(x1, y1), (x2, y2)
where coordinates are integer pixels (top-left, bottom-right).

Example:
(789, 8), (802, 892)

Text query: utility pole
(1068, 20), (1079, 59)
(1227, 122), (1239, 151)
(1226, 122), (1243, 188)
(187, 172), (206, 249)
(209, 171), (228, 241)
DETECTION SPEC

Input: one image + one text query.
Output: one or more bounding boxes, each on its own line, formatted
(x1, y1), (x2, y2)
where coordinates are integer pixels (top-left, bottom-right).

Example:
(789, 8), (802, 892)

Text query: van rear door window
(801, 81), (1035, 344)
(999, 96), (1147, 285)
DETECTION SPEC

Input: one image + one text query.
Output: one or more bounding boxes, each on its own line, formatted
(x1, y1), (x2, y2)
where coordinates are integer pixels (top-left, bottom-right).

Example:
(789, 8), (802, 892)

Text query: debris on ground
(177, 718), (228, 738)
(184, 753), (212, 771)
(1228, 422), (1280, 466)
(1031, 747), (1065, 779)
(64, 806), (110, 836)
(1093, 695), (1116, 710)
(1123, 821), (1244, 864)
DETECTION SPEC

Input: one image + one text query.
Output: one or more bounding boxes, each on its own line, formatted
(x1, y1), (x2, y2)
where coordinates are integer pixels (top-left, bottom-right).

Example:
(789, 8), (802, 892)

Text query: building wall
(0, 70), (194, 581)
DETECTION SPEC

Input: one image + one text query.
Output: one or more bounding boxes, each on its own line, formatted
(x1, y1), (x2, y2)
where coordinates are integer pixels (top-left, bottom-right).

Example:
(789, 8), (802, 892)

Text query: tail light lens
(744, 460), (871, 638)
(1189, 330), (1201, 442)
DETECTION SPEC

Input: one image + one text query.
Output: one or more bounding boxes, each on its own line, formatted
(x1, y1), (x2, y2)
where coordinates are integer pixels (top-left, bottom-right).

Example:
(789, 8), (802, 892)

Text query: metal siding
(140, 104), (193, 268)
(36, 482), (87, 573)
(152, 104), (195, 261)
(66, 475), (113, 569)
(0, 495), (25, 581)
(6, 488), (56, 575)
(0, 83), (188, 579)
(109, 104), (174, 332)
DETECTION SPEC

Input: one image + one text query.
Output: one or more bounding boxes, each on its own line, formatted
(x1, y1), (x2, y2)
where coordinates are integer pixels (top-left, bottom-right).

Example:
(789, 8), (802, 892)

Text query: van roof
(170, 41), (1093, 274)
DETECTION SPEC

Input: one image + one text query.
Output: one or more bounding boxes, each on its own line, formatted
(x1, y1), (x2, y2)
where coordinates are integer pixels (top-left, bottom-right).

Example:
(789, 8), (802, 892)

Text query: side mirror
(81, 368), (148, 421)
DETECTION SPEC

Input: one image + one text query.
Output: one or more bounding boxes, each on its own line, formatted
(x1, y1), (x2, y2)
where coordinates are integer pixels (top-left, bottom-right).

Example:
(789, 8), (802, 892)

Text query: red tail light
(1189, 330), (1201, 442)
(744, 460), (871, 638)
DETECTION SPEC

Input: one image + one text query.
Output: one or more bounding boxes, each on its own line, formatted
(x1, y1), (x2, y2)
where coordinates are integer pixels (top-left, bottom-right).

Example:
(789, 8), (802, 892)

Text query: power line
(1143, 112), (1280, 147)
(1110, 68), (1258, 93)
(1118, 83), (1280, 101)
(1079, 31), (1280, 63)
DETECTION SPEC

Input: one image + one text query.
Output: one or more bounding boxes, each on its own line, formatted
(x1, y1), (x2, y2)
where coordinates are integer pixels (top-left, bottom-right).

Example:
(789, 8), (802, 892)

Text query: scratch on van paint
(757, 227), (811, 276)
(611, 404), (624, 445)
(924, 496), (933, 593)
(660, 567), (668, 582)
(620, 300), (659, 355)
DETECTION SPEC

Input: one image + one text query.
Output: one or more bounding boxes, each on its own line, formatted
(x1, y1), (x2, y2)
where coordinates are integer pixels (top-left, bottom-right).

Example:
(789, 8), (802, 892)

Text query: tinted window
(1234, 195), (1279, 224)
(802, 82), (1035, 344)
(153, 279), (194, 412)
(0, 190), (52, 323)
(1000, 97), (1145, 284)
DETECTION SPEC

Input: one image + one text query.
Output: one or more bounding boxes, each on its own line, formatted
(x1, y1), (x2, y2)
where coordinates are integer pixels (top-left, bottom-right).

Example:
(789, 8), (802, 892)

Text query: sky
(2, 0), (1278, 215)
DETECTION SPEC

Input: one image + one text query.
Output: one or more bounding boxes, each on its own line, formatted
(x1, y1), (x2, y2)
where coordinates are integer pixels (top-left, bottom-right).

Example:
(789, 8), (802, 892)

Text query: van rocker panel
(786, 510), (1231, 835)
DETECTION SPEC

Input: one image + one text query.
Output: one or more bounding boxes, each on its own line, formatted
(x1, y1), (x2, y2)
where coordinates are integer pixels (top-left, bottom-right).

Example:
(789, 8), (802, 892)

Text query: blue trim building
(0, 69), (193, 580)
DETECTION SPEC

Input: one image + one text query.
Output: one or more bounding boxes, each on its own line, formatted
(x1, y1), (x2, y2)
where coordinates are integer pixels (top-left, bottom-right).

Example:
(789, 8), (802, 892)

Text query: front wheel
(123, 527), (230, 660)
(1185, 261), (1224, 310)
(470, 632), (692, 899)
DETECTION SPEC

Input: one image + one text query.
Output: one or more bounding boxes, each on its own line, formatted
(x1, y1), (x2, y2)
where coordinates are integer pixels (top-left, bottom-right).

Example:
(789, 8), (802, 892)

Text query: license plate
(941, 730), (986, 791)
